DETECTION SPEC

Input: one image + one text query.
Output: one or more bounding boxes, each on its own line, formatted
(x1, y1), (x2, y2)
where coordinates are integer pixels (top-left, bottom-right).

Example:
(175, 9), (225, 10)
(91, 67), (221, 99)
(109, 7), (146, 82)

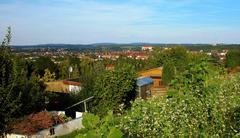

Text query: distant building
(142, 46), (153, 51)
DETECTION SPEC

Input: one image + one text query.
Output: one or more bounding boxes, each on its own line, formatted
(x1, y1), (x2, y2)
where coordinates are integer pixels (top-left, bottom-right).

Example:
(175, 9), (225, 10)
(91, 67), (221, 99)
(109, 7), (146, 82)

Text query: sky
(0, 0), (240, 45)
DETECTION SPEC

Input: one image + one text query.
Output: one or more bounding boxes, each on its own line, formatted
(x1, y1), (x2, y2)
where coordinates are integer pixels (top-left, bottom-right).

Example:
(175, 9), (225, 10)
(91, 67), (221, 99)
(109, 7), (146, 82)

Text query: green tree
(58, 59), (70, 79)
(0, 27), (21, 134)
(72, 64), (80, 79)
(13, 56), (47, 117)
(14, 74), (46, 116)
(226, 50), (240, 68)
(14, 58), (35, 80)
(68, 60), (105, 112)
(167, 46), (189, 72)
(34, 56), (56, 77)
(79, 57), (94, 76)
(119, 62), (240, 137)
(76, 112), (123, 138)
(170, 58), (220, 96)
(147, 46), (189, 73)
(91, 64), (137, 116)
(162, 60), (175, 85)
(40, 69), (56, 82)
(147, 47), (165, 68)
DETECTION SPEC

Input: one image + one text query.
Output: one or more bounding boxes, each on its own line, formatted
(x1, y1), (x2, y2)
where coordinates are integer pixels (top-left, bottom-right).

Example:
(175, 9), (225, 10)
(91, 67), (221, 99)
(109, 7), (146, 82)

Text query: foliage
(11, 55), (47, 116)
(147, 47), (165, 68)
(78, 57), (95, 98)
(0, 27), (21, 134)
(14, 58), (35, 80)
(72, 64), (80, 79)
(76, 112), (123, 138)
(119, 61), (240, 137)
(12, 111), (65, 135)
(58, 59), (71, 79)
(166, 46), (189, 72)
(70, 59), (105, 112)
(56, 130), (81, 138)
(91, 64), (137, 116)
(34, 56), (57, 77)
(162, 60), (175, 85)
(148, 46), (190, 73)
(40, 68), (56, 82)
(170, 58), (215, 94)
(14, 75), (47, 115)
(114, 57), (147, 72)
(79, 57), (94, 77)
(0, 28), (48, 134)
(226, 50), (240, 68)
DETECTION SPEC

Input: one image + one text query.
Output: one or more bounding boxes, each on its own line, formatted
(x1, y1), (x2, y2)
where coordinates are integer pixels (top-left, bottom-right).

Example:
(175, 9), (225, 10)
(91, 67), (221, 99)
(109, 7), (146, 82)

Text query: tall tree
(91, 64), (137, 116)
(167, 46), (189, 72)
(58, 59), (70, 79)
(34, 56), (56, 77)
(226, 50), (240, 68)
(162, 60), (175, 85)
(0, 27), (21, 134)
(147, 47), (165, 68)
(14, 74), (46, 116)
(40, 69), (56, 82)
(72, 64), (80, 79)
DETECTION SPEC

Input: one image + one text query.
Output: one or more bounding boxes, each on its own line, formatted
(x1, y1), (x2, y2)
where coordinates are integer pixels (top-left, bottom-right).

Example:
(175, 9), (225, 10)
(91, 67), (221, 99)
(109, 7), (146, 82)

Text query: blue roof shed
(137, 77), (154, 87)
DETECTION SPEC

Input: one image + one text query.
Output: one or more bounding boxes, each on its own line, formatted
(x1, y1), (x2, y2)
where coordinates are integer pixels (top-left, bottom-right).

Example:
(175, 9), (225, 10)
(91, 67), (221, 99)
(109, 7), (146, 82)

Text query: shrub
(119, 70), (240, 137)
(76, 112), (123, 138)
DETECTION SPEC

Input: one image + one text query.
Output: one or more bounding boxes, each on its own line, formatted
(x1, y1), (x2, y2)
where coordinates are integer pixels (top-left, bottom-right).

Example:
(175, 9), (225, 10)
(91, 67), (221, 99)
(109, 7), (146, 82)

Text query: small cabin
(138, 67), (167, 96)
(138, 67), (163, 88)
(136, 77), (154, 99)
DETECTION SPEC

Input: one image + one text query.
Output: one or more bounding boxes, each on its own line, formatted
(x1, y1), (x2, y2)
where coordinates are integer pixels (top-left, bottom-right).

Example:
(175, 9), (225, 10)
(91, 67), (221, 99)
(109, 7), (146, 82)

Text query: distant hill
(11, 43), (240, 51)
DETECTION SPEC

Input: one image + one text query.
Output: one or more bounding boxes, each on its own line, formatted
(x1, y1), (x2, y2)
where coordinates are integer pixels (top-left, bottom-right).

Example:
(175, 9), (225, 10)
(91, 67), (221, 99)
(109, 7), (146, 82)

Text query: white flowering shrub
(119, 73), (240, 137)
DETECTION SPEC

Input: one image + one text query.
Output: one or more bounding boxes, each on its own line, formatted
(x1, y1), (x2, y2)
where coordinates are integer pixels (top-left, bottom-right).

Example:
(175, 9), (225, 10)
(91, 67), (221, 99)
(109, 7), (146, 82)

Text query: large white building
(142, 46), (153, 51)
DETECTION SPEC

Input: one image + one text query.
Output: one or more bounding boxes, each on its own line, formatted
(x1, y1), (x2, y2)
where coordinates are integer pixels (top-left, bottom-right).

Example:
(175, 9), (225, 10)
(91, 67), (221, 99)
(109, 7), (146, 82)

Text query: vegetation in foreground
(60, 60), (240, 138)
(1, 27), (240, 137)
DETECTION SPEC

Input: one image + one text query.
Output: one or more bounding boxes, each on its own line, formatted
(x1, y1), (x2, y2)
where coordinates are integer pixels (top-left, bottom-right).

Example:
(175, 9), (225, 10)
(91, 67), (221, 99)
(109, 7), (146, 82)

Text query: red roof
(143, 46), (153, 48)
(63, 80), (81, 86)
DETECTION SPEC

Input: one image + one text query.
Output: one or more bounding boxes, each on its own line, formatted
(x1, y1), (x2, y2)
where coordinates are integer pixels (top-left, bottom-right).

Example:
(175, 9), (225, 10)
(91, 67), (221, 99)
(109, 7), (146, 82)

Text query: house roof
(63, 80), (81, 86)
(137, 77), (154, 87)
(138, 67), (162, 77)
(46, 81), (68, 93)
(45, 80), (81, 93)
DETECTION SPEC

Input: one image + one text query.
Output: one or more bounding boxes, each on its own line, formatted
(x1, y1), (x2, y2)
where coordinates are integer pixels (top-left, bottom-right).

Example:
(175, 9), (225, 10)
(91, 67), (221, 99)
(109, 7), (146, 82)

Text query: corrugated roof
(137, 77), (154, 87)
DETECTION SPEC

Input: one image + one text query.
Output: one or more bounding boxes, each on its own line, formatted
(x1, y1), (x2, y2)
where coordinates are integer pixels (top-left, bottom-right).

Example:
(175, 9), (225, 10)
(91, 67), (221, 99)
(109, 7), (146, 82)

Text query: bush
(119, 70), (240, 137)
(76, 112), (123, 138)
(91, 64), (137, 116)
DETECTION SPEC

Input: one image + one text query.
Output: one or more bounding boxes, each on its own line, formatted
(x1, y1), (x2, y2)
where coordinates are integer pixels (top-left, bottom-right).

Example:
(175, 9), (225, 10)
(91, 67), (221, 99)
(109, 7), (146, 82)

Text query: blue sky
(0, 0), (240, 45)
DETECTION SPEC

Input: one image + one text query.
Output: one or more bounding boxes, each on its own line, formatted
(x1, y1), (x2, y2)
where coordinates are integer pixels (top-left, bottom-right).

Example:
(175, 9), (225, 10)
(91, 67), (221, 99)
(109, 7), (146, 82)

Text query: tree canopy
(91, 64), (137, 116)
(226, 50), (240, 68)
(0, 27), (21, 134)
